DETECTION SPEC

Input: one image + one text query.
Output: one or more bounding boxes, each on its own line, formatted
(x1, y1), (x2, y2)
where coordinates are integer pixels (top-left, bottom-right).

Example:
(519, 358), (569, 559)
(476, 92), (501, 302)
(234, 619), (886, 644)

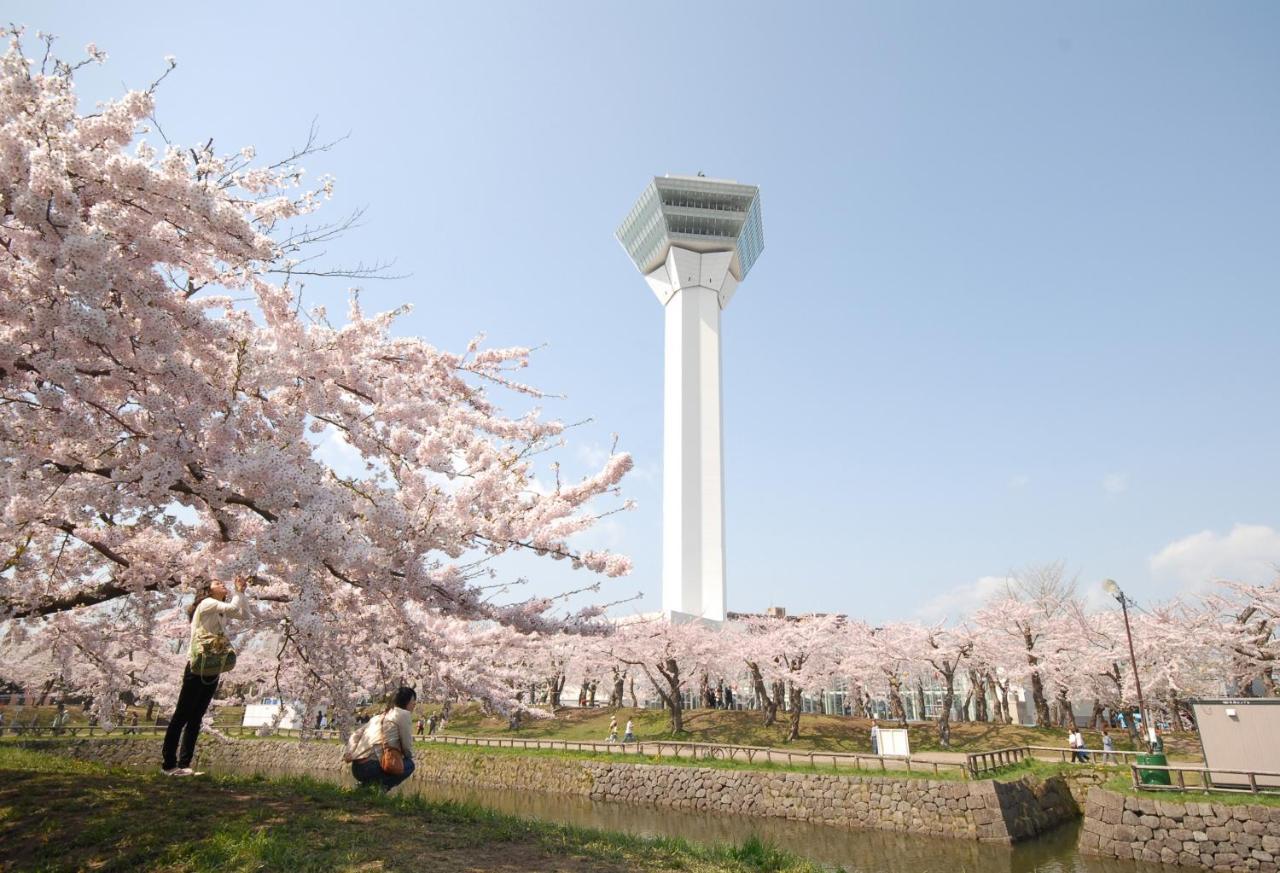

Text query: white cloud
(1149, 524), (1280, 591)
(1102, 472), (1129, 495)
(310, 427), (366, 479)
(914, 575), (1014, 624)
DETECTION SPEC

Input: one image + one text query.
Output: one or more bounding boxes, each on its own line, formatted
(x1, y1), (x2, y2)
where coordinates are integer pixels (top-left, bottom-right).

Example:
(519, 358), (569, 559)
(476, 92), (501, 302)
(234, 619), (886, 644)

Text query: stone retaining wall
(1081, 787), (1280, 871)
(17, 738), (1076, 844)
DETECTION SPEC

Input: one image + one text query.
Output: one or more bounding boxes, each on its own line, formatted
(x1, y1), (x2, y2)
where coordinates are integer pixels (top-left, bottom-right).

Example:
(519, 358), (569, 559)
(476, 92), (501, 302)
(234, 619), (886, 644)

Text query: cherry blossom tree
(923, 623), (974, 745)
(609, 618), (717, 734)
(1211, 579), (1279, 697)
(737, 615), (843, 740)
(0, 31), (635, 725)
(839, 621), (926, 727)
(972, 563), (1078, 726)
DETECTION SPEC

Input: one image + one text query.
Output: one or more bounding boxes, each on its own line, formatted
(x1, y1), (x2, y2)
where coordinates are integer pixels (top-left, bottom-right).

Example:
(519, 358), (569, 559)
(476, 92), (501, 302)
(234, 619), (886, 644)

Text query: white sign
(242, 702), (303, 729)
(879, 727), (911, 758)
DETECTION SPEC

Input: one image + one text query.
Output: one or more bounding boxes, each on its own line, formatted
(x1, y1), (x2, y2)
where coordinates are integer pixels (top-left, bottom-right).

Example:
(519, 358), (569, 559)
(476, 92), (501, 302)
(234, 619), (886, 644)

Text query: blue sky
(17, 2), (1280, 622)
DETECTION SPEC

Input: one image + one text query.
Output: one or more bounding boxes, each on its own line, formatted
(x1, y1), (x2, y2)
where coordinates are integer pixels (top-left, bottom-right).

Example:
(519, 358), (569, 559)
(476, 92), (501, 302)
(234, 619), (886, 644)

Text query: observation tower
(616, 175), (764, 623)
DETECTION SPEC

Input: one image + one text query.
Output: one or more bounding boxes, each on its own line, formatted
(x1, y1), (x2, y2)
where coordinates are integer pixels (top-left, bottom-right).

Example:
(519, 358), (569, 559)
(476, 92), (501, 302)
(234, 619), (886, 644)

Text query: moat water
(228, 760), (1163, 873)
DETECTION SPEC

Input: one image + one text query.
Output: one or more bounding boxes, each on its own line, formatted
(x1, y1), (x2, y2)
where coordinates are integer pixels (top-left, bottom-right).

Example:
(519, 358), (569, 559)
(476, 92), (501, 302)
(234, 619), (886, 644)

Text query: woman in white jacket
(161, 576), (248, 775)
(345, 686), (417, 792)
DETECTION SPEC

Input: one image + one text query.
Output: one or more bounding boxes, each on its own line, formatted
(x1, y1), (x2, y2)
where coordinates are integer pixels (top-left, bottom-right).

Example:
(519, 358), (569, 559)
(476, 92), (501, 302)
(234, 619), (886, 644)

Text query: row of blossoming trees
(522, 564), (1277, 742)
(1, 33), (1275, 740)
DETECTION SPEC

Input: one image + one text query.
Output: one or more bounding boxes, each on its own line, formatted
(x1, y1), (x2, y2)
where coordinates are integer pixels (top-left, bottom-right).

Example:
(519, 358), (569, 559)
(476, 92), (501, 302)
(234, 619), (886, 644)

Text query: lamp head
(1102, 578), (1121, 599)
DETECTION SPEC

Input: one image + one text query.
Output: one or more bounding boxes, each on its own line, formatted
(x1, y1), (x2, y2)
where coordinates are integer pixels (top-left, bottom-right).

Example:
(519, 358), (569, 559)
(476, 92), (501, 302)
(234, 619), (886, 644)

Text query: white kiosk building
(616, 176), (764, 623)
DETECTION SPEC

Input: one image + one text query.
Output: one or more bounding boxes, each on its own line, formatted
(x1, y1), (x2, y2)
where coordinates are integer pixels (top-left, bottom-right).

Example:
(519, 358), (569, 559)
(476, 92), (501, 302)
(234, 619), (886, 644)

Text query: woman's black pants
(161, 665), (219, 769)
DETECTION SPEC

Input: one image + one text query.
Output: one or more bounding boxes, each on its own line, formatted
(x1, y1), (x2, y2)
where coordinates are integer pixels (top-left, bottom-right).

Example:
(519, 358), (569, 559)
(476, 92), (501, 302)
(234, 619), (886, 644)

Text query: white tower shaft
(646, 247), (739, 622)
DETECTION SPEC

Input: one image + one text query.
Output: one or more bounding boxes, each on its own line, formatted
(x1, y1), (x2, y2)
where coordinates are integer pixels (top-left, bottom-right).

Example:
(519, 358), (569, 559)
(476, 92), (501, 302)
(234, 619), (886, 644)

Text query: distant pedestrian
(607, 715), (618, 743)
(427, 714), (437, 735)
(162, 575), (249, 776)
(1101, 728), (1115, 764)
(724, 687), (734, 709)
(1068, 728), (1086, 762)
(0, 710), (5, 735)
(416, 718), (425, 737)
(128, 712), (139, 734)
(1149, 728), (1164, 754)
(870, 719), (880, 755)
(623, 719), (635, 743)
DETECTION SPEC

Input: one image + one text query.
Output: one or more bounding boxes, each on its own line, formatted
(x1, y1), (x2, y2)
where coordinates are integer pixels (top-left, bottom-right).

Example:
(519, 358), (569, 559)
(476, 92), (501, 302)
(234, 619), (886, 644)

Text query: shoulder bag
(189, 622), (237, 678)
(379, 712), (405, 776)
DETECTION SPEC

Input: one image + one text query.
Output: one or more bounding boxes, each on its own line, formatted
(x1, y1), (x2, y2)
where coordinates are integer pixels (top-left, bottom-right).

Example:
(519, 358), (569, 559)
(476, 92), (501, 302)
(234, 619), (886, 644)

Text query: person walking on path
(427, 714), (437, 735)
(607, 715), (618, 743)
(162, 576), (249, 776)
(1068, 727), (1086, 762)
(1101, 728), (1115, 764)
(345, 687), (417, 793)
(623, 719), (635, 743)
(870, 719), (880, 755)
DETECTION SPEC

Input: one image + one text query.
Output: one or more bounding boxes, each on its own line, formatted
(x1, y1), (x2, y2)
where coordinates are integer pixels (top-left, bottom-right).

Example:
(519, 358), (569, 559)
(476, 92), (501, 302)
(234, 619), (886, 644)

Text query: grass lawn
(438, 705), (1205, 759)
(0, 745), (832, 873)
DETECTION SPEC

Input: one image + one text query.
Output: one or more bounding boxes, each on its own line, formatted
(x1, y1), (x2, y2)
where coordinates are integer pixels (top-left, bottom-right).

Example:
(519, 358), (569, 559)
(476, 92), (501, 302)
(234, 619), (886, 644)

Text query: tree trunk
(638, 658), (684, 734)
(612, 675), (624, 709)
(628, 674), (637, 709)
(747, 662), (777, 727)
(1055, 686), (1073, 727)
(887, 675), (907, 726)
(787, 684), (803, 741)
(587, 681), (597, 707)
(1165, 691), (1183, 732)
(1029, 669), (1050, 726)
(968, 670), (989, 722)
(937, 671), (955, 748)
(914, 679), (926, 723)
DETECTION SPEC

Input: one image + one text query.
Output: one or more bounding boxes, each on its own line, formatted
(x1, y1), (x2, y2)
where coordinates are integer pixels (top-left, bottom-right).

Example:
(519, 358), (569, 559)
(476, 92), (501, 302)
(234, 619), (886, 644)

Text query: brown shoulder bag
(379, 712), (405, 776)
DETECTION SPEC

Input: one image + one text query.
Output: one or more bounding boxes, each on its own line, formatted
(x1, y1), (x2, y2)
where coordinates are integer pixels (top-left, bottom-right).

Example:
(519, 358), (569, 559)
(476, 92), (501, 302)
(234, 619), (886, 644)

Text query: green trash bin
(1136, 752), (1172, 786)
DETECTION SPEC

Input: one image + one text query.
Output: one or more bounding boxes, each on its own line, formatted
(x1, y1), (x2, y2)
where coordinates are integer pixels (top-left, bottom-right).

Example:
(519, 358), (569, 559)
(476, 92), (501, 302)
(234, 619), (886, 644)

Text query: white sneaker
(169, 767), (195, 776)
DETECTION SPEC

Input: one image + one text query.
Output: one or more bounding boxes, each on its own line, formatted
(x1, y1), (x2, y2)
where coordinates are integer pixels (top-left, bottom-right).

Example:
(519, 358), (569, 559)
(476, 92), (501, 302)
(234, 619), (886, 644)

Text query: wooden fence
(424, 733), (969, 776)
(965, 747), (1031, 778)
(1130, 763), (1280, 796)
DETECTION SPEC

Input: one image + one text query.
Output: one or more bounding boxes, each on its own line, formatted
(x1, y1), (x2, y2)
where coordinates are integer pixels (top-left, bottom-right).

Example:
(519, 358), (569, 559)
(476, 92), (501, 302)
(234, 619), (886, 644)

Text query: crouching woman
(344, 686), (416, 792)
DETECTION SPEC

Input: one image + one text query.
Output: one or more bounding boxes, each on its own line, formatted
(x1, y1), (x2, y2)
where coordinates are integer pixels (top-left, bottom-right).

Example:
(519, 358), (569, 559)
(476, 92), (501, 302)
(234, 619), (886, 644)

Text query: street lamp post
(1103, 578), (1151, 749)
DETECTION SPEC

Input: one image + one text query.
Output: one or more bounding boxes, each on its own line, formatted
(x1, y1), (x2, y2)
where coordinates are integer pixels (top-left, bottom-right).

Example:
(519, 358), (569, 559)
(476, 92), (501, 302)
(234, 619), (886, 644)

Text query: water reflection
(225, 761), (1162, 873)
